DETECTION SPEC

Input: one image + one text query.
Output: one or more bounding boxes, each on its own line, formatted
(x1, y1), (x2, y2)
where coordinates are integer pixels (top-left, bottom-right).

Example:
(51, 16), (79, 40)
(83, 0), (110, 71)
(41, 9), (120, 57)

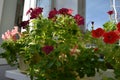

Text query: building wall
(0, 0), (17, 46)
(0, 0), (17, 79)
(0, 0), (4, 25)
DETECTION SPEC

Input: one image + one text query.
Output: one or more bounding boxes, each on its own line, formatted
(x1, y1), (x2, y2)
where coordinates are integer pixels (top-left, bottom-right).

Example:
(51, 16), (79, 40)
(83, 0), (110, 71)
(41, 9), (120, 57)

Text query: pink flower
(11, 27), (19, 36)
(74, 14), (84, 25)
(5, 30), (11, 39)
(67, 9), (73, 15)
(70, 45), (79, 54)
(1, 27), (19, 41)
(2, 34), (7, 40)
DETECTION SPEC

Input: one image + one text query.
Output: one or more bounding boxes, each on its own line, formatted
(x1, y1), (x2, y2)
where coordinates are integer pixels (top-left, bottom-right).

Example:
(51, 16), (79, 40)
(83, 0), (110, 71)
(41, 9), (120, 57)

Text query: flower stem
(30, 65), (34, 80)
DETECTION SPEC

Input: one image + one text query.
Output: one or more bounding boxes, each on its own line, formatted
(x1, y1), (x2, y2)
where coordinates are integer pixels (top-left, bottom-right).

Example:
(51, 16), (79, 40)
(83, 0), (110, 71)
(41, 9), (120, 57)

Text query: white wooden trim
(22, 0), (37, 21)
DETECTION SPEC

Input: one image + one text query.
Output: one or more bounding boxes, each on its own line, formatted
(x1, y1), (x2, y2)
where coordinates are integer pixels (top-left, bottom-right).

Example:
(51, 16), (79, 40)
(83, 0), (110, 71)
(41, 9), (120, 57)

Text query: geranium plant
(1, 7), (111, 80)
(91, 10), (120, 79)
(0, 27), (22, 65)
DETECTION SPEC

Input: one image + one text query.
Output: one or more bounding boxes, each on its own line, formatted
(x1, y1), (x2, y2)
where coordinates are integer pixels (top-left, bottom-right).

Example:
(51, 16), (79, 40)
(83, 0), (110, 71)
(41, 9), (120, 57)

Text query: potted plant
(91, 10), (120, 80)
(1, 7), (119, 80)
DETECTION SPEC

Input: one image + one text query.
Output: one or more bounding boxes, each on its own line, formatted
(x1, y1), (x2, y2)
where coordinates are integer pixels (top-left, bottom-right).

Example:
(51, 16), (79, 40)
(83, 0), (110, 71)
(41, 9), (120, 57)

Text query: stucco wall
(0, 0), (17, 47)
(0, 0), (4, 25)
(0, 0), (17, 79)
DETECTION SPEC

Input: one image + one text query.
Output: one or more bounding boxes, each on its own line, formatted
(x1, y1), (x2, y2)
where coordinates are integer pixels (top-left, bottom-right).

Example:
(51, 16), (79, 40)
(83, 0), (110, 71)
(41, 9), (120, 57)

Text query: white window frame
(22, 0), (37, 21)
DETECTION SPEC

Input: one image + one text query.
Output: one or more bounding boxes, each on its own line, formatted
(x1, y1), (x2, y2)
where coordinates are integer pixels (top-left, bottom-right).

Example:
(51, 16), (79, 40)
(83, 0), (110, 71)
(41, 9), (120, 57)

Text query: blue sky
(86, 0), (111, 30)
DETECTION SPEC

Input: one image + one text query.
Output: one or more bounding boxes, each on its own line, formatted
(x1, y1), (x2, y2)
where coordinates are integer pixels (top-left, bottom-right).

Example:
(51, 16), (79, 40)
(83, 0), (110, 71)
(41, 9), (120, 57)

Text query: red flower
(118, 28), (120, 33)
(117, 22), (120, 29)
(42, 45), (54, 55)
(20, 20), (29, 28)
(27, 7), (43, 19)
(58, 8), (73, 15)
(94, 48), (99, 52)
(48, 8), (58, 19)
(92, 28), (105, 38)
(74, 14), (84, 25)
(67, 9), (73, 15)
(103, 31), (119, 44)
(116, 22), (120, 33)
(114, 30), (120, 40)
(107, 10), (114, 15)
(26, 8), (33, 15)
(114, 30), (120, 35)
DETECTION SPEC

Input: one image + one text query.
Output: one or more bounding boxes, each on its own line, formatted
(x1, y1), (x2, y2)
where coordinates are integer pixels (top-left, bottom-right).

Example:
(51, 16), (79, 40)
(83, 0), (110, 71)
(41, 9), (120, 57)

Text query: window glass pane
(36, 0), (51, 17)
(55, 0), (78, 15)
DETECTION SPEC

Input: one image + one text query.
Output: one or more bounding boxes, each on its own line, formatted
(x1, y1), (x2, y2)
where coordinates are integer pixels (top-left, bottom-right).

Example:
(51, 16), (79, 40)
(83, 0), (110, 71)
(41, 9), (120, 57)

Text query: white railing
(110, 0), (120, 23)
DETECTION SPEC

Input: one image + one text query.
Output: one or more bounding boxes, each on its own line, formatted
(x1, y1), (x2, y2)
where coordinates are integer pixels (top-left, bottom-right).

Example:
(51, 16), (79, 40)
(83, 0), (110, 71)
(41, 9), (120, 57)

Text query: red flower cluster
(48, 8), (84, 26)
(42, 45), (54, 55)
(74, 14), (84, 25)
(107, 10), (114, 15)
(20, 7), (43, 28)
(91, 10), (120, 44)
(92, 28), (120, 44)
(58, 8), (73, 15)
(103, 31), (119, 44)
(48, 8), (73, 19)
(92, 28), (105, 38)
(27, 7), (43, 19)
(48, 8), (58, 19)
(20, 20), (29, 29)
(20, 7), (84, 28)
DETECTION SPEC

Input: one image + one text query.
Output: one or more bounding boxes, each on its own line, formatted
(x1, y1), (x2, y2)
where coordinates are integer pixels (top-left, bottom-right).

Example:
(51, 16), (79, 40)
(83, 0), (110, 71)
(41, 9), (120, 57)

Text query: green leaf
(56, 61), (61, 67)
(103, 21), (116, 31)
